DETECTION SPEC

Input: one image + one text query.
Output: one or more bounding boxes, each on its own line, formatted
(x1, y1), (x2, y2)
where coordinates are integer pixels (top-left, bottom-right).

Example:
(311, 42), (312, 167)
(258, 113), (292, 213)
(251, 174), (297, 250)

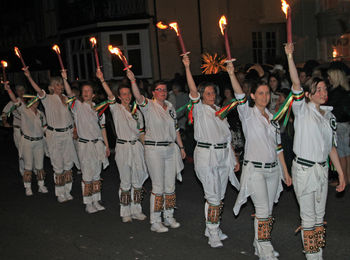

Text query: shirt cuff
(38, 89), (46, 99)
(189, 93), (200, 101)
(234, 93), (246, 100)
(291, 86), (303, 94)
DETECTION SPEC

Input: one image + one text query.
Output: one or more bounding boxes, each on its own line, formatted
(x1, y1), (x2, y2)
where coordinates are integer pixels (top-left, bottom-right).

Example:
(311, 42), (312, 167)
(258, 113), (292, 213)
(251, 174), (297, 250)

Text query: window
(108, 29), (152, 78)
(252, 32), (263, 64)
(252, 31), (277, 64)
(67, 36), (95, 80)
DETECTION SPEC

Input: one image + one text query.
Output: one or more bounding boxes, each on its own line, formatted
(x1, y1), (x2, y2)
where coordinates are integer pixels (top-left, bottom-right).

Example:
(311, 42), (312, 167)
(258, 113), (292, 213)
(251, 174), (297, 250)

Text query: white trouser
(21, 138), (44, 172)
(46, 130), (79, 197)
(117, 163), (145, 217)
(13, 128), (24, 175)
(46, 129), (79, 173)
(78, 140), (108, 204)
(20, 137), (45, 188)
(292, 161), (328, 259)
(234, 162), (281, 259)
(115, 141), (148, 217)
(145, 145), (177, 224)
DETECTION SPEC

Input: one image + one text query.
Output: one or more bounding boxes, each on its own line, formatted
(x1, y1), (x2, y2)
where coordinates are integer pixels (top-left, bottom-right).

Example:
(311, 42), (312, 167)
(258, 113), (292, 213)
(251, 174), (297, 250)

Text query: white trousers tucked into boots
(145, 145), (183, 224)
(292, 161), (328, 260)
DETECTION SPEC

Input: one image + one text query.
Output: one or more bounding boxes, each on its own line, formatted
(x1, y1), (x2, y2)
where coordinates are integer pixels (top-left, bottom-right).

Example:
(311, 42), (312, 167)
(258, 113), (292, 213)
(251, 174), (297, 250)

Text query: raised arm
(96, 69), (115, 100)
(127, 69), (144, 104)
(4, 83), (19, 104)
(61, 70), (73, 97)
(226, 62), (244, 94)
(182, 55), (199, 99)
(285, 43), (301, 91)
(23, 68), (44, 96)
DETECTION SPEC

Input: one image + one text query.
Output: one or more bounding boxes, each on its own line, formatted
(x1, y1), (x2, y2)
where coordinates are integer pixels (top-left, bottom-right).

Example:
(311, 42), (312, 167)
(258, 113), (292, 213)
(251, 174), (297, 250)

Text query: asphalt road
(0, 128), (349, 260)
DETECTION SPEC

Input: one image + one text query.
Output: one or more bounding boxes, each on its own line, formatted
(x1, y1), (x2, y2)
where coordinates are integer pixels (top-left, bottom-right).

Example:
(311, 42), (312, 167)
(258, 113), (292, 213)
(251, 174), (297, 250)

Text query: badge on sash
(330, 117), (337, 131)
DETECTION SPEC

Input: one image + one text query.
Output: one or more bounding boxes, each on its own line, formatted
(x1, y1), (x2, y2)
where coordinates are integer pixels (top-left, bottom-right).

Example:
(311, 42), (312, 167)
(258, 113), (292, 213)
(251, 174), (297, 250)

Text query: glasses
(154, 88), (168, 92)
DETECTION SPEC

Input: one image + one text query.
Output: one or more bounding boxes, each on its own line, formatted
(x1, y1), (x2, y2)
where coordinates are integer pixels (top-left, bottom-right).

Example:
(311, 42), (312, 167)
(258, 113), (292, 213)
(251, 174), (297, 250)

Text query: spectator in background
(268, 73), (282, 114)
(327, 68), (350, 186)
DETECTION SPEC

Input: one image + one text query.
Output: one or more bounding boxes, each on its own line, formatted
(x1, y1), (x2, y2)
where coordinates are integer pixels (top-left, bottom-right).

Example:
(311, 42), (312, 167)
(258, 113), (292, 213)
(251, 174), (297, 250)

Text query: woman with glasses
(285, 43), (345, 260)
(128, 69), (186, 233)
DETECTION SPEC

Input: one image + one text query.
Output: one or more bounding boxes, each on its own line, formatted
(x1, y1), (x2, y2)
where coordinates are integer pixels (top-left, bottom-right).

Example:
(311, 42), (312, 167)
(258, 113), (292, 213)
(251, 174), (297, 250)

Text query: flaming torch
(89, 37), (100, 69)
(1, 60), (8, 83)
(108, 45), (132, 70)
(281, 0), (292, 43)
(168, 22), (189, 55)
(157, 21), (189, 56)
(52, 44), (65, 71)
(14, 47), (27, 69)
(219, 15), (235, 62)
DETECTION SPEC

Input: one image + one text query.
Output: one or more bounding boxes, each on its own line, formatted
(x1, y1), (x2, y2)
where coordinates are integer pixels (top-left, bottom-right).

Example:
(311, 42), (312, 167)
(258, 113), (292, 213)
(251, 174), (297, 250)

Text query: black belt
(294, 157), (327, 167)
(23, 135), (43, 141)
(116, 139), (139, 145)
(144, 141), (173, 146)
(243, 160), (277, 169)
(47, 125), (73, 132)
(78, 137), (99, 143)
(13, 125), (20, 129)
(197, 142), (228, 149)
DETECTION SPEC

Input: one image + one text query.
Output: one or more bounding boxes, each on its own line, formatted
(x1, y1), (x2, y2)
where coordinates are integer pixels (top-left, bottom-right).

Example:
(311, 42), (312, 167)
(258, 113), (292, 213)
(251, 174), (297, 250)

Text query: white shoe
(132, 213), (147, 221)
(57, 195), (67, 203)
(163, 217), (181, 228)
(93, 201), (105, 211)
(208, 228), (223, 248)
(86, 204), (98, 214)
(254, 242), (279, 258)
(65, 193), (73, 201)
(122, 216), (133, 223)
(205, 227), (228, 240)
(25, 187), (33, 196)
(38, 186), (48, 193)
(151, 222), (169, 233)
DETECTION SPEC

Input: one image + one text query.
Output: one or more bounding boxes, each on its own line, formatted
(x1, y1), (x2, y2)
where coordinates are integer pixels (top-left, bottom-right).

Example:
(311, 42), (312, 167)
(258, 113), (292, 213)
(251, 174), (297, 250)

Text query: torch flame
(281, 0), (290, 18)
(156, 21), (168, 30)
(108, 45), (121, 56)
(219, 16), (227, 35)
(169, 22), (179, 36)
(332, 48), (338, 58)
(14, 47), (21, 58)
(1, 60), (8, 68)
(52, 45), (61, 54)
(90, 37), (97, 47)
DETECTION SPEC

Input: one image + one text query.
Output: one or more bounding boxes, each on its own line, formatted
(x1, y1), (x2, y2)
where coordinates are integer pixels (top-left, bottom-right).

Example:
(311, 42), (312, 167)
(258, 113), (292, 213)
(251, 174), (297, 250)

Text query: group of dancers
(2, 43), (346, 260)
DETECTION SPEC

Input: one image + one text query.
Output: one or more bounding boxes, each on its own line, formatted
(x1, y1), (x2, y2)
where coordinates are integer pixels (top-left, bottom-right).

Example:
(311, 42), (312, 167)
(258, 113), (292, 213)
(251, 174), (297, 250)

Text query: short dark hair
(304, 77), (326, 102)
(117, 84), (131, 96)
(80, 81), (97, 94)
(151, 80), (167, 92)
(197, 82), (217, 97)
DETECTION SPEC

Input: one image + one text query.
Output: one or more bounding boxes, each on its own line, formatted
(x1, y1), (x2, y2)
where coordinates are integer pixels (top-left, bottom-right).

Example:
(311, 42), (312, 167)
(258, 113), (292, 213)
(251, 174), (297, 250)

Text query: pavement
(0, 128), (349, 260)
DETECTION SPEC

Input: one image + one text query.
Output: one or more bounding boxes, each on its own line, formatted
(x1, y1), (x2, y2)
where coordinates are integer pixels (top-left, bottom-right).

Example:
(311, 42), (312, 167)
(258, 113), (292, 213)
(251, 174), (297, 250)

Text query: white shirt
(235, 93), (282, 163)
(2, 98), (25, 126)
(292, 87), (335, 162)
(69, 99), (104, 140)
(39, 91), (73, 128)
(189, 94), (231, 143)
(110, 102), (144, 141)
(138, 98), (178, 142)
(16, 103), (46, 138)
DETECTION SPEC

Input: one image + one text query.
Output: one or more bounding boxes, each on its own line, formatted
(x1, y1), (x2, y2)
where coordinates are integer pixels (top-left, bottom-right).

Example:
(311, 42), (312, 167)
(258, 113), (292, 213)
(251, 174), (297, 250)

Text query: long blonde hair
(327, 69), (349, 91)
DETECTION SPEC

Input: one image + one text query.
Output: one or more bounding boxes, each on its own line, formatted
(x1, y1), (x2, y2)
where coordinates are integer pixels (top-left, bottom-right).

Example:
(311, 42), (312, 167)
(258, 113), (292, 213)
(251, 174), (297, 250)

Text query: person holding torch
(181, 55), (240, 248)
(23, 68), (79, 203)
(129, 69), (186, 233)
(285, 43), (345, 260)
(96, 69), (148, 222)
